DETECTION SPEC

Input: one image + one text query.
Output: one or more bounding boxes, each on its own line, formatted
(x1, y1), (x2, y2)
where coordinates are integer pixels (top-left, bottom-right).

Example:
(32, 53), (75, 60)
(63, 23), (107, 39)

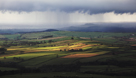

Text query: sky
(0, 0), (136, 29)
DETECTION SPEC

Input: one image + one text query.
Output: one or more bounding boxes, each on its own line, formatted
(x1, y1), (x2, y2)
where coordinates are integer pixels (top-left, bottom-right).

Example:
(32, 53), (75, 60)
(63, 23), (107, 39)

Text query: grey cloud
(0, 0), (136, 14)
(0, 1), (48, 12)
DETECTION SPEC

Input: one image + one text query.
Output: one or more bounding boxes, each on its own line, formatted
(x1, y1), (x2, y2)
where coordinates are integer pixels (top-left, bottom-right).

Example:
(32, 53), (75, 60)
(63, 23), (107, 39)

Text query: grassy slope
(0, 32), (136, 77)
(3, 34), (21, 39)
(21, 31), (136, 39)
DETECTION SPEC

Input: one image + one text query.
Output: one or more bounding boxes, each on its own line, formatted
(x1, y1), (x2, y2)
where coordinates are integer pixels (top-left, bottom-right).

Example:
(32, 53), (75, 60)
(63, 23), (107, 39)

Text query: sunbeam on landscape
(0, 0), (136, 78)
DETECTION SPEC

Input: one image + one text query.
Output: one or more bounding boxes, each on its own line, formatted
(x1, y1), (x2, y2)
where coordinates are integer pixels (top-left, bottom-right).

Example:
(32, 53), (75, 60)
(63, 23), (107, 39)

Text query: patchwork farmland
(0, 31), (136, 78)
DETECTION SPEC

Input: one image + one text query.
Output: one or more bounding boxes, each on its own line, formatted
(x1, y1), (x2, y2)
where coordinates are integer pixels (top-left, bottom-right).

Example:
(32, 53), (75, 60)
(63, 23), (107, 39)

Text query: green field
(3, 34), (21, 40)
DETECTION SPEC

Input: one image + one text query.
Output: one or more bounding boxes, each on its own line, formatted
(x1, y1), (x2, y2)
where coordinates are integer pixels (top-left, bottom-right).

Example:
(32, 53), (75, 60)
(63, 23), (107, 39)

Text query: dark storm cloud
(59, 0), (136, 14)
(0, 1), (49, 12)
(0, 0), (136, 14)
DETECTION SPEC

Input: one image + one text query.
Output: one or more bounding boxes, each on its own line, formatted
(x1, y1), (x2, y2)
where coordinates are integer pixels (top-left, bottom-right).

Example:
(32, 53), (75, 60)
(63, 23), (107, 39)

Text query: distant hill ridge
(18, 29), (59, 33)
(61, 23), (136, 32)
(0, 23), (136, 34)
(42, 29), (59, 32)
(0, 29), (59, 34)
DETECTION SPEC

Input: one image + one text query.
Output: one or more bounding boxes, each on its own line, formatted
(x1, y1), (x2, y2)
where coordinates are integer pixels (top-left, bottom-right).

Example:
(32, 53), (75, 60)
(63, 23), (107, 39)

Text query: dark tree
(56, 54), (58, 58)
(48, 40), (53, 43)
(64, 49), (66, 51)
(4, 57), (6, 59)
(71, 37), (74, 40)
(44, 41), (46, 43)
(79, 49), (83, 51)
(0, 48), (7, 54)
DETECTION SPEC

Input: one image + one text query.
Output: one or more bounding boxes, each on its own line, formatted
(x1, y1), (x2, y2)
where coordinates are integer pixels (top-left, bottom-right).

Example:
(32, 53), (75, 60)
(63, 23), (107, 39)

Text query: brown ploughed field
(61, 53), (98, 58)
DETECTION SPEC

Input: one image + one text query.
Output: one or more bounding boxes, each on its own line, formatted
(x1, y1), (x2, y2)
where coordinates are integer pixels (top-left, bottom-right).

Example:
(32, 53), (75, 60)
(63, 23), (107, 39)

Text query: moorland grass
(0, 67), (18, 71)
(1, 72), (136, 78)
